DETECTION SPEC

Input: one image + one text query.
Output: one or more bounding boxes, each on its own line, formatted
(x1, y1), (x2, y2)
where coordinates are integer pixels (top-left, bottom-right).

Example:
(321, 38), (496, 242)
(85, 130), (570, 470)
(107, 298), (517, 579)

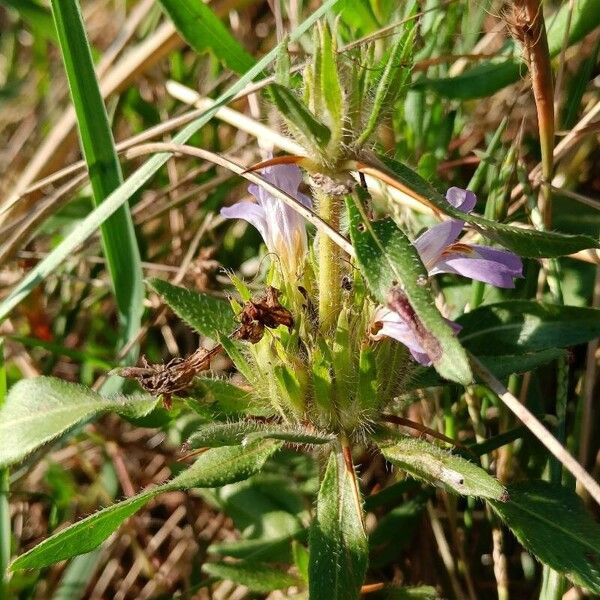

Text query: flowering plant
(3, 5), (600, 600)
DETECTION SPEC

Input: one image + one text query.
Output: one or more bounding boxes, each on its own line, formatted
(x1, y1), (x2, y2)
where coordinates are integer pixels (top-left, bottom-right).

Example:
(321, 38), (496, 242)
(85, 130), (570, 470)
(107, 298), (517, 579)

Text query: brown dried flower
(233, 286), (294, 344)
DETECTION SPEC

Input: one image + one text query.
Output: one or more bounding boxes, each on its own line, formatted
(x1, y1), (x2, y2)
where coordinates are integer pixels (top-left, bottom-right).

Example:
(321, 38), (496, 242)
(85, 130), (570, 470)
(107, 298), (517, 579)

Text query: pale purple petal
(371, 307), (460, 367)
(446, 187), (477, 213)
(249, 161), (312, 209)
(414, 220), (464, 268)
(430, 244), (523, 288)
(221, 202), (268, 242)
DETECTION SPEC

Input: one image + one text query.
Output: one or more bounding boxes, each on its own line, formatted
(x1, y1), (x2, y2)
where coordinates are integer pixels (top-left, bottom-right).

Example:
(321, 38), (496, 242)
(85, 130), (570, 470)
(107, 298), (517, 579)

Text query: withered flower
(115, 346), (218, 409)
(233, 286), (294, 344)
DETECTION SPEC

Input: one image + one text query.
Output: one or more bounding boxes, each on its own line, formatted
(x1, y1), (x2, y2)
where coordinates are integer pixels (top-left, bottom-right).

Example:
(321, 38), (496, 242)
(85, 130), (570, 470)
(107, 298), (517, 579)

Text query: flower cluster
(222, 168), (523, 368)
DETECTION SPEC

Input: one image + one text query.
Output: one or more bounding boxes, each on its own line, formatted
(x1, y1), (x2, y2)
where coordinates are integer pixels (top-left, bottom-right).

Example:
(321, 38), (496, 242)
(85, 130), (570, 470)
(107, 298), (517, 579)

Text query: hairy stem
(316, 190), (342, 331)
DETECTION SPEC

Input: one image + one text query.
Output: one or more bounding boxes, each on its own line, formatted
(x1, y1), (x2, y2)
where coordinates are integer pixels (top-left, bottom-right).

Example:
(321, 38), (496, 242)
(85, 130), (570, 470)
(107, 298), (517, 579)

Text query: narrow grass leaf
(0, 377), (157, 467)
(158, 0), (255, 74)
(51, 0), (144, 357)
(490, 480), (600, 593)
(308, 451), (368, 600)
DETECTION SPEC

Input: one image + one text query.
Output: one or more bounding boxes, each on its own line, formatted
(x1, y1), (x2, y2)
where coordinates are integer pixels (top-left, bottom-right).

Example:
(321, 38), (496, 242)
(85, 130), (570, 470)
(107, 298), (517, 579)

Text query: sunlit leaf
(379, 436), (507, 500)
(0, 377), (156, 467)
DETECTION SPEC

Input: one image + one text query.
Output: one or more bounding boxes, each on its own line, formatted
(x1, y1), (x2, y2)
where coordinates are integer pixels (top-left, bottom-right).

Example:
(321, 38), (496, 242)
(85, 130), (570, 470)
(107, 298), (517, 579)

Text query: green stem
(317, 190), (342, 332)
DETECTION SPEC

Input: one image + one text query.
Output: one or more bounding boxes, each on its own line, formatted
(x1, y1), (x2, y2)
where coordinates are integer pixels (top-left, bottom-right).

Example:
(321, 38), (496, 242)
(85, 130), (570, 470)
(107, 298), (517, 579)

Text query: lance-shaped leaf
(457, 301), (600, 355)
(0, 377), (157, 468)
(149, 278), (237, 340)
(268, 83), (331, 149)
(202, 561), (300, 593)
(187, 420), (333, 449)
(347, 193), (472, 385)
(489, 480), (600, 593)
(317, 22), (344, 148)
(158, 0), (255, 75)
(356, 14), (416, 146)
(373, 155), (599, 258)
(308, 451), (368, 600)
(379, 436), (506, 500)
(11, 440), (280, 570)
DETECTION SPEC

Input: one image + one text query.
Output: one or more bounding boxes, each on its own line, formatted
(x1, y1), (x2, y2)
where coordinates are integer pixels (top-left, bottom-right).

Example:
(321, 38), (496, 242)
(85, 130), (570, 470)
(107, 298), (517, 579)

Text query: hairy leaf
(187, 421), (333, 449)
(202, 561), (299, 593)
(11, 440), (280, 570)
(309, 451), (368, 599)
(379, 436), (506, 500)
(490, 481), (600, 593)
(149, 278), (237, 340)
(268, 83), (331, 148)
(0, 377), (156, 467)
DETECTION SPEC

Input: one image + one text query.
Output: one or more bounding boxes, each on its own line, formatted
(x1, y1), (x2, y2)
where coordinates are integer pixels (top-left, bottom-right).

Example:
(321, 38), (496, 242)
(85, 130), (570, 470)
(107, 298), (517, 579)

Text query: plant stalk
(316, 190), (342, 332)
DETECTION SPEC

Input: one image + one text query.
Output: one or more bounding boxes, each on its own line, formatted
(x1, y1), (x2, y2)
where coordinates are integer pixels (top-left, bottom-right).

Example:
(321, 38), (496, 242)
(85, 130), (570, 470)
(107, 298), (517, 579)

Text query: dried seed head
(233, 286), (294, 344)
(115, 346), (218, 408)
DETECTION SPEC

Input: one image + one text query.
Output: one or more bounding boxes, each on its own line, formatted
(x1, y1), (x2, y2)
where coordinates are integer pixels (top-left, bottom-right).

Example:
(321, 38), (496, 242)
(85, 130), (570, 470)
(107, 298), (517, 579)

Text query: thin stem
(471, 355), (600, 508)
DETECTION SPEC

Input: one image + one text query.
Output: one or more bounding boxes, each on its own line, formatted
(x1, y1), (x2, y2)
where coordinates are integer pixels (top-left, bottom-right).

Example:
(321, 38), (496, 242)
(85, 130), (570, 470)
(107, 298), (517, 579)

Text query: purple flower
(370, 306), (462, 366)
(221, 159), (312, 276)
(414, 187), (523, 288)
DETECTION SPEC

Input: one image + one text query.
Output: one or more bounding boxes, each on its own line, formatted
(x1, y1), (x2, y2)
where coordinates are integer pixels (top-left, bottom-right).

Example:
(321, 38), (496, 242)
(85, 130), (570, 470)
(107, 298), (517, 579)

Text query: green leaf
(384, 586), (439, 599)
(356, 19), (415, 145)
(375, 154), (600, 258)
(187, 421), (333, 449)
(149, 278), (237, 339)
(408, 348), (566, 390)
(317, 22), (344, 147)
(268, 83), (331, 148)
(417, 0), (600, 99)
(0, 0), (342, 324)
(490, 481), (600, 593)
(196, 377), (253, 413)
(202, 561), (299, 593)
(457, 301), (600, 355)
(11, 440), (280, 570)
(379, 436), (506, 500)
(158, 0), (255, 74)
(169, 439), (282, 489)
(0, 377), (157, 467)
(51, 0), (143, 364)
(308, 451), (368, 600)
(347, 192), (472, 385)
(11, 491), (156, 571)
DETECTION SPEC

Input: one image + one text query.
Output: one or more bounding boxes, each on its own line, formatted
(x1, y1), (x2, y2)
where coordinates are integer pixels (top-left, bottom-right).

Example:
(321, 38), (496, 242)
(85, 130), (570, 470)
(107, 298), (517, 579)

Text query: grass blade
(0, 0), (341, 325)
(50, 0), (143, 360)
